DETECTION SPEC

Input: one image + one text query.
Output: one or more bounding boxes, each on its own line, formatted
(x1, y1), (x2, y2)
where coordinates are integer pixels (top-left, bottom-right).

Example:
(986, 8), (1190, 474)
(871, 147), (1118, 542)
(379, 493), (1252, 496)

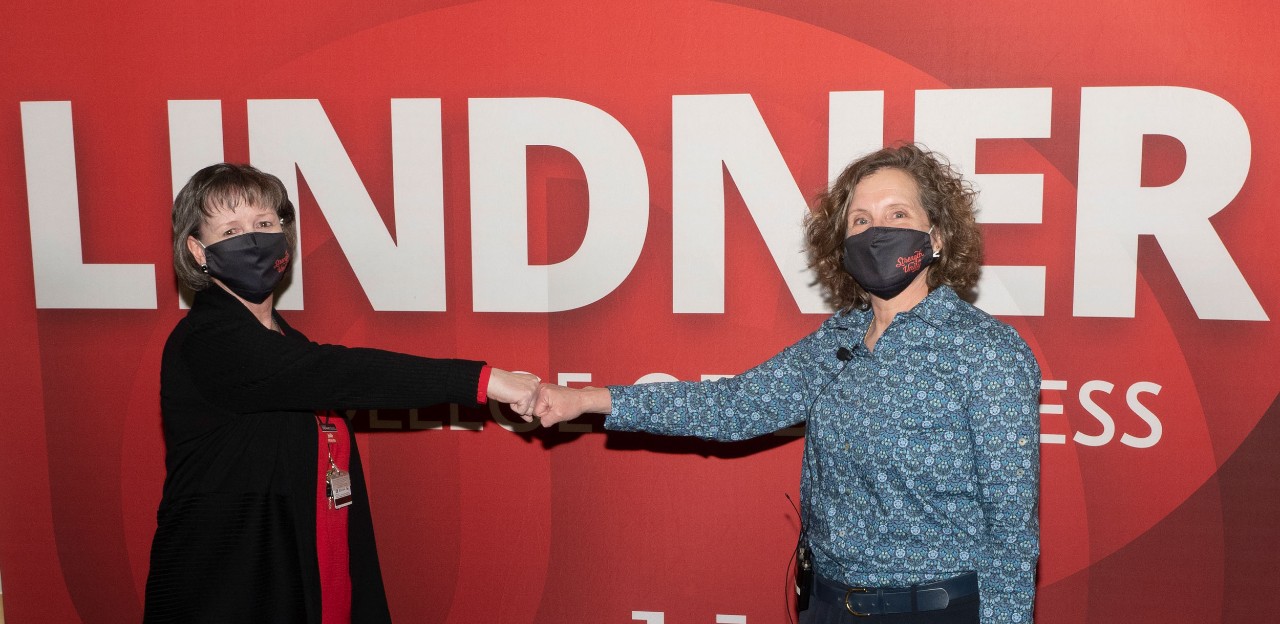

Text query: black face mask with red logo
(200, 232), (291, 304)
(841, 226), (938, 300)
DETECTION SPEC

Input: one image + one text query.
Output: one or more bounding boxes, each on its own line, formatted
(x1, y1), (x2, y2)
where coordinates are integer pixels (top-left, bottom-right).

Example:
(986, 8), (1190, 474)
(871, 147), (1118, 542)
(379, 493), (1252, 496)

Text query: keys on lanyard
(318, 416), (352, 510)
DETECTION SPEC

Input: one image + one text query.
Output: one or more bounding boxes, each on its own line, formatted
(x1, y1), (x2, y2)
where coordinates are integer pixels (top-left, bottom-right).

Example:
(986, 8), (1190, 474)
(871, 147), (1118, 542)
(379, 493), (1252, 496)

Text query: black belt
(812, 572), (978, 617)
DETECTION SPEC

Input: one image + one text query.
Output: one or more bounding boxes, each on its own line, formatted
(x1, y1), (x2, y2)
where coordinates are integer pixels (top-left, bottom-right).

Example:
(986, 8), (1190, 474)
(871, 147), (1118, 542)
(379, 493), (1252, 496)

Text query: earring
(200, 264), (209, 274)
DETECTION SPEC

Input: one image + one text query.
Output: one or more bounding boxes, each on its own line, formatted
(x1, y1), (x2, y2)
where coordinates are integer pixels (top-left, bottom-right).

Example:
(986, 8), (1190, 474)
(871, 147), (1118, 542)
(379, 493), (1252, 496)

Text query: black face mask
(841, 226), (938, 300)
(200, 232), (291, 304)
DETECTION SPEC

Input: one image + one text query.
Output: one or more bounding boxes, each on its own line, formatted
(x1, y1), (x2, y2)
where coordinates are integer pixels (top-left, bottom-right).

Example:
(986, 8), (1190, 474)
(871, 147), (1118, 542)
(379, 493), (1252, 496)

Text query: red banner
(3, 1), (1279, 622)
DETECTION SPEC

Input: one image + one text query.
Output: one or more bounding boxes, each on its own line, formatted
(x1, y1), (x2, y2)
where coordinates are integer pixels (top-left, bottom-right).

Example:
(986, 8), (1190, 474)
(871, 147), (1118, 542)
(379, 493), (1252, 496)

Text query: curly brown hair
(805, 144), (982, 311)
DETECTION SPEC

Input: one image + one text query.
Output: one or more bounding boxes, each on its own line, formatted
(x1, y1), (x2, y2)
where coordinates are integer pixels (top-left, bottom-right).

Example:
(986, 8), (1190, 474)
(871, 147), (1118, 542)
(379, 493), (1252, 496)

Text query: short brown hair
(172, 163), (297, 291)
(805, 144), (982, 311)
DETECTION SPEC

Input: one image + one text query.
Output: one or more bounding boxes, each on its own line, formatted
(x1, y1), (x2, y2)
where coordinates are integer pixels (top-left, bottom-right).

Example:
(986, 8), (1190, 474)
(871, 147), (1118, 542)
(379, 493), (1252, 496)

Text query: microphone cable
(783, 333), (856, 624)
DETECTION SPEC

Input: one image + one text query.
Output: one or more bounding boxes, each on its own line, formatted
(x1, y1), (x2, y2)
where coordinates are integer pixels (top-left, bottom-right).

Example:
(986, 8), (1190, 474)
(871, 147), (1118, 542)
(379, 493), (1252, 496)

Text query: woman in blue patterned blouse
(535, 144), (1041, 624)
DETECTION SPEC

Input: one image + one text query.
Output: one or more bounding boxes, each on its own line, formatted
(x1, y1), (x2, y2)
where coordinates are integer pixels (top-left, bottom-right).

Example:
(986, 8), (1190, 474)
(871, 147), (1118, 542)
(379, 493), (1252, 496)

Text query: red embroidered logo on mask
(896, 250), (923, 273)
(274, 250), (290, 273)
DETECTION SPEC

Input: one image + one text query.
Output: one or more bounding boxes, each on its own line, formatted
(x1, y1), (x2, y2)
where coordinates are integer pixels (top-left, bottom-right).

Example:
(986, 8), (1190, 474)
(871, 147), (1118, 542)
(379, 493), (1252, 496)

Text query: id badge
(326, 467), (353, 509)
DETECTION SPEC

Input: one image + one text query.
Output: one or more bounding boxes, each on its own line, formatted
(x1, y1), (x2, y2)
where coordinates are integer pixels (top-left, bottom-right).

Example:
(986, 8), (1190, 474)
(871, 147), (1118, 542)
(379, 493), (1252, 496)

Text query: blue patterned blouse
(606, 286), (1040, 624)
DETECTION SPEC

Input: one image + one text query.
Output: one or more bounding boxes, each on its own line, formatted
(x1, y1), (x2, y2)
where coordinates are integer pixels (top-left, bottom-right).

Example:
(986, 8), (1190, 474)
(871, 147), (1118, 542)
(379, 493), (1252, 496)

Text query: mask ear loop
(193, 237), (210, 272)
(928, 226), (942, 258)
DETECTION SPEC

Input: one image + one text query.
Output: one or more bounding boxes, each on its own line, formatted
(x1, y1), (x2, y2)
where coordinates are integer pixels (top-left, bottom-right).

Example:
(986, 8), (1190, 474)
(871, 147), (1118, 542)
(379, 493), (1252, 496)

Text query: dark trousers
(798, 576), (980, 624)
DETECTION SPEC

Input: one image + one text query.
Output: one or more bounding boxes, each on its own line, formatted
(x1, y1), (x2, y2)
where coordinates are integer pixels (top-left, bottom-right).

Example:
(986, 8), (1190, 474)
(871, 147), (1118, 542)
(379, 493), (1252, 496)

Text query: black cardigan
(143, 285), (485, 623)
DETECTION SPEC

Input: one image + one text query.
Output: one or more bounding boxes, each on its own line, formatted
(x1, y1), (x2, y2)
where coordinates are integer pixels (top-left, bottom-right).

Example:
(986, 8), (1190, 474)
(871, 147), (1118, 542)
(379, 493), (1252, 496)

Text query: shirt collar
(903, 285), (961, 330)
(193, 283), (289, 333)
(841, 285), (960, 333)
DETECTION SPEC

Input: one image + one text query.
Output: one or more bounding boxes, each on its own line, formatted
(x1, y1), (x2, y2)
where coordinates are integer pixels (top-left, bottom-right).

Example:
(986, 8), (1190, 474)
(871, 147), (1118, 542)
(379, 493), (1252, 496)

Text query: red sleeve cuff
(476, 365), (492, 404)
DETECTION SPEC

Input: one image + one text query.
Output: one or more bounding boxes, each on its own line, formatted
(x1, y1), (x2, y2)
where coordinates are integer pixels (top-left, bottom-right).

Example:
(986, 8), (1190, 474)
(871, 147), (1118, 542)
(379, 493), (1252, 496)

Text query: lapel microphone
(794, 342), (854, 617)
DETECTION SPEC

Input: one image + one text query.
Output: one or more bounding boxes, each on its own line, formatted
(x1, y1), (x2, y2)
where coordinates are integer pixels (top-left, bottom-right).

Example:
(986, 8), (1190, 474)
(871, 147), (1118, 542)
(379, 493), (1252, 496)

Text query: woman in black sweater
(143, 163), (537, 623)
